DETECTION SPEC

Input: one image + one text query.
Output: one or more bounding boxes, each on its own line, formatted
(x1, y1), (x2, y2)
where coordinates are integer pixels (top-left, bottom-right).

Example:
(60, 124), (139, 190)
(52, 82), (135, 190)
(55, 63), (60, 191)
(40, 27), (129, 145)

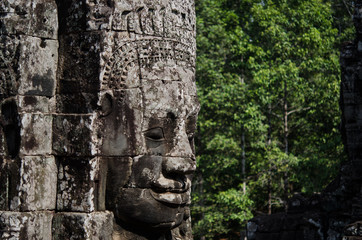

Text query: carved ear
(99, 93), (113, 117)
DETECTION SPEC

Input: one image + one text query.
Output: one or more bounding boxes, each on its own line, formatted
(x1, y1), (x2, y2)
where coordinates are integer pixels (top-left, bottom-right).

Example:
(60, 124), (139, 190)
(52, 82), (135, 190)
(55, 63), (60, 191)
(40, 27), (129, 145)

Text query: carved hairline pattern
(102, 42), (138, 90)
(102, 39), (194, 90)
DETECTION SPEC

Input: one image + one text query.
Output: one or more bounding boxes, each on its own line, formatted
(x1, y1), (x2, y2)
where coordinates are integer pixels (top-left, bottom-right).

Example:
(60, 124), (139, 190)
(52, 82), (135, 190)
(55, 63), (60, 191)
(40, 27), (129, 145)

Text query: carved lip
(151, 175), (191, 193)
(150, 191), (190, 205)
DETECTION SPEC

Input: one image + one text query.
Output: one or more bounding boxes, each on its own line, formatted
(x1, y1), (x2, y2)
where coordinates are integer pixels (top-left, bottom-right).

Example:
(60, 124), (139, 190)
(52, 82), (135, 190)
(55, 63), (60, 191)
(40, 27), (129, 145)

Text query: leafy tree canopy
(192, 0), (353, 239)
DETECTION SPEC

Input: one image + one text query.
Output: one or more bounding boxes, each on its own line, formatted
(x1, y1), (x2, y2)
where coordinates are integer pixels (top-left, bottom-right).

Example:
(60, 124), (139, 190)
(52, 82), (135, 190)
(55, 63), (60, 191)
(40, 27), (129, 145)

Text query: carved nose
(163, 157), (196, 175)
(169, 130), (194, 158)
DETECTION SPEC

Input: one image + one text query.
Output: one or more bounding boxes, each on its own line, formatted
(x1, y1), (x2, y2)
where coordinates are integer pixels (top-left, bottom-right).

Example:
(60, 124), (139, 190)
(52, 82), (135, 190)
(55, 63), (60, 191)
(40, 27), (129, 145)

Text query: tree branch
(342, 0), (353, 18)
(287, 107), (311, 116)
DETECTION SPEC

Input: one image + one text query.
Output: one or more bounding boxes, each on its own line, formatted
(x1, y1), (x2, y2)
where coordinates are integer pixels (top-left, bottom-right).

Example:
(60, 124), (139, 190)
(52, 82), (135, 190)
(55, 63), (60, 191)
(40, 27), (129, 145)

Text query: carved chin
(113, 188), (187, 230)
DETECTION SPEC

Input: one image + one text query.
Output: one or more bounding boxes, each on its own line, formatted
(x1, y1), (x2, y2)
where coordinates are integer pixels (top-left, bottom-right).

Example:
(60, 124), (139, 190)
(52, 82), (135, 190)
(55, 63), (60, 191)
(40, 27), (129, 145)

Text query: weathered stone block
(52, 211), (113, 240)
(2, 36), (57, 98)
(9, 156), (57, 211)
(57, 0), (112, 33)
(0, 0), (58, 39)
(57, 33), (101, 94)
(0, 35), (20, 99)
(18, 36), (58, 97)
(20, 113), (52, 156)
(52, 114), (96, 156)
(56, 93), (98, 114)
(1, 98), (54, 157)
(0, 158), (20, 212)
(0, 211), (53, 240)
(0, 157), (8, 210)
(17, 95), (55, 114)
(57, 157), (106, 212)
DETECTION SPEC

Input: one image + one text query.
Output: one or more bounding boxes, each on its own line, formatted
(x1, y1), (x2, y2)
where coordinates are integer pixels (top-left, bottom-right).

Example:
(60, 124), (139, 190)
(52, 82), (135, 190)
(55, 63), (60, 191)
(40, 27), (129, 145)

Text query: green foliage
(193, 0), (353, 239)
(193, 189), (253, 239)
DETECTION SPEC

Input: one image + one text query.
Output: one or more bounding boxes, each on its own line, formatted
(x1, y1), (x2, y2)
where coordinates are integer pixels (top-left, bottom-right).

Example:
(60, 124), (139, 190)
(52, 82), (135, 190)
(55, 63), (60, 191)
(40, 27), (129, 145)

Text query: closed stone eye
(144, 127), (164, 141)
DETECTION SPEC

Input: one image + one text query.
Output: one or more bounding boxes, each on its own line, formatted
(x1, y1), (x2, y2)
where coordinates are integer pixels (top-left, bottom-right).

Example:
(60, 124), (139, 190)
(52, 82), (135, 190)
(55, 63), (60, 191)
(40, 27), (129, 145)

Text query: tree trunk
(267, 103), (272, 215)
(283, 79), (289, 212)
(242, 127), (246, 194)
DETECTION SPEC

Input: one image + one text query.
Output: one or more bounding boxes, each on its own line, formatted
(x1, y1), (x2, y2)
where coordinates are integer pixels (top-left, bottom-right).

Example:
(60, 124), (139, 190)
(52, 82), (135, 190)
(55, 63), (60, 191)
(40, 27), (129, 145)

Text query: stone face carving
(0, 0), (197, 239)
(97, 3), (198, 238)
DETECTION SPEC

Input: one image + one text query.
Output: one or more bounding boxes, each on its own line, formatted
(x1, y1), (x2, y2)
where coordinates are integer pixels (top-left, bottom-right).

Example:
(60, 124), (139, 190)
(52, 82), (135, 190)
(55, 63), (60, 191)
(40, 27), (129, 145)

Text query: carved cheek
(127, 156), (163, 188)
(145, 139), (166, 155)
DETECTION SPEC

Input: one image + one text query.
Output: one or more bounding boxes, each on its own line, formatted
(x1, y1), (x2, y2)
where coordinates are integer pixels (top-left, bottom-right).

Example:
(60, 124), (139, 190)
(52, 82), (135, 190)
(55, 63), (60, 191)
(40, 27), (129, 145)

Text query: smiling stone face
(105, 79), (198, 229)
(102, 40), (199, 230)
(97, 5), (198, 232)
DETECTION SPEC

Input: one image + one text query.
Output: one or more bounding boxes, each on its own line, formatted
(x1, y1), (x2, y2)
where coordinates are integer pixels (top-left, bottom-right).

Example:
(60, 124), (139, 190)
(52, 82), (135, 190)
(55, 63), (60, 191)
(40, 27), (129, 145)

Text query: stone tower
(0, 1), (198, 239)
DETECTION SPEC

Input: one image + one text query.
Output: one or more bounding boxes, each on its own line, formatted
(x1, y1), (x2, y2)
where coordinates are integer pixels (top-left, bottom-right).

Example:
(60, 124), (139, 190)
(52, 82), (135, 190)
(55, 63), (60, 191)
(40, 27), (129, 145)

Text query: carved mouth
(150, 191), (190, 205)
(151, 175), (191, 193)
(151, 212), (184, 229)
